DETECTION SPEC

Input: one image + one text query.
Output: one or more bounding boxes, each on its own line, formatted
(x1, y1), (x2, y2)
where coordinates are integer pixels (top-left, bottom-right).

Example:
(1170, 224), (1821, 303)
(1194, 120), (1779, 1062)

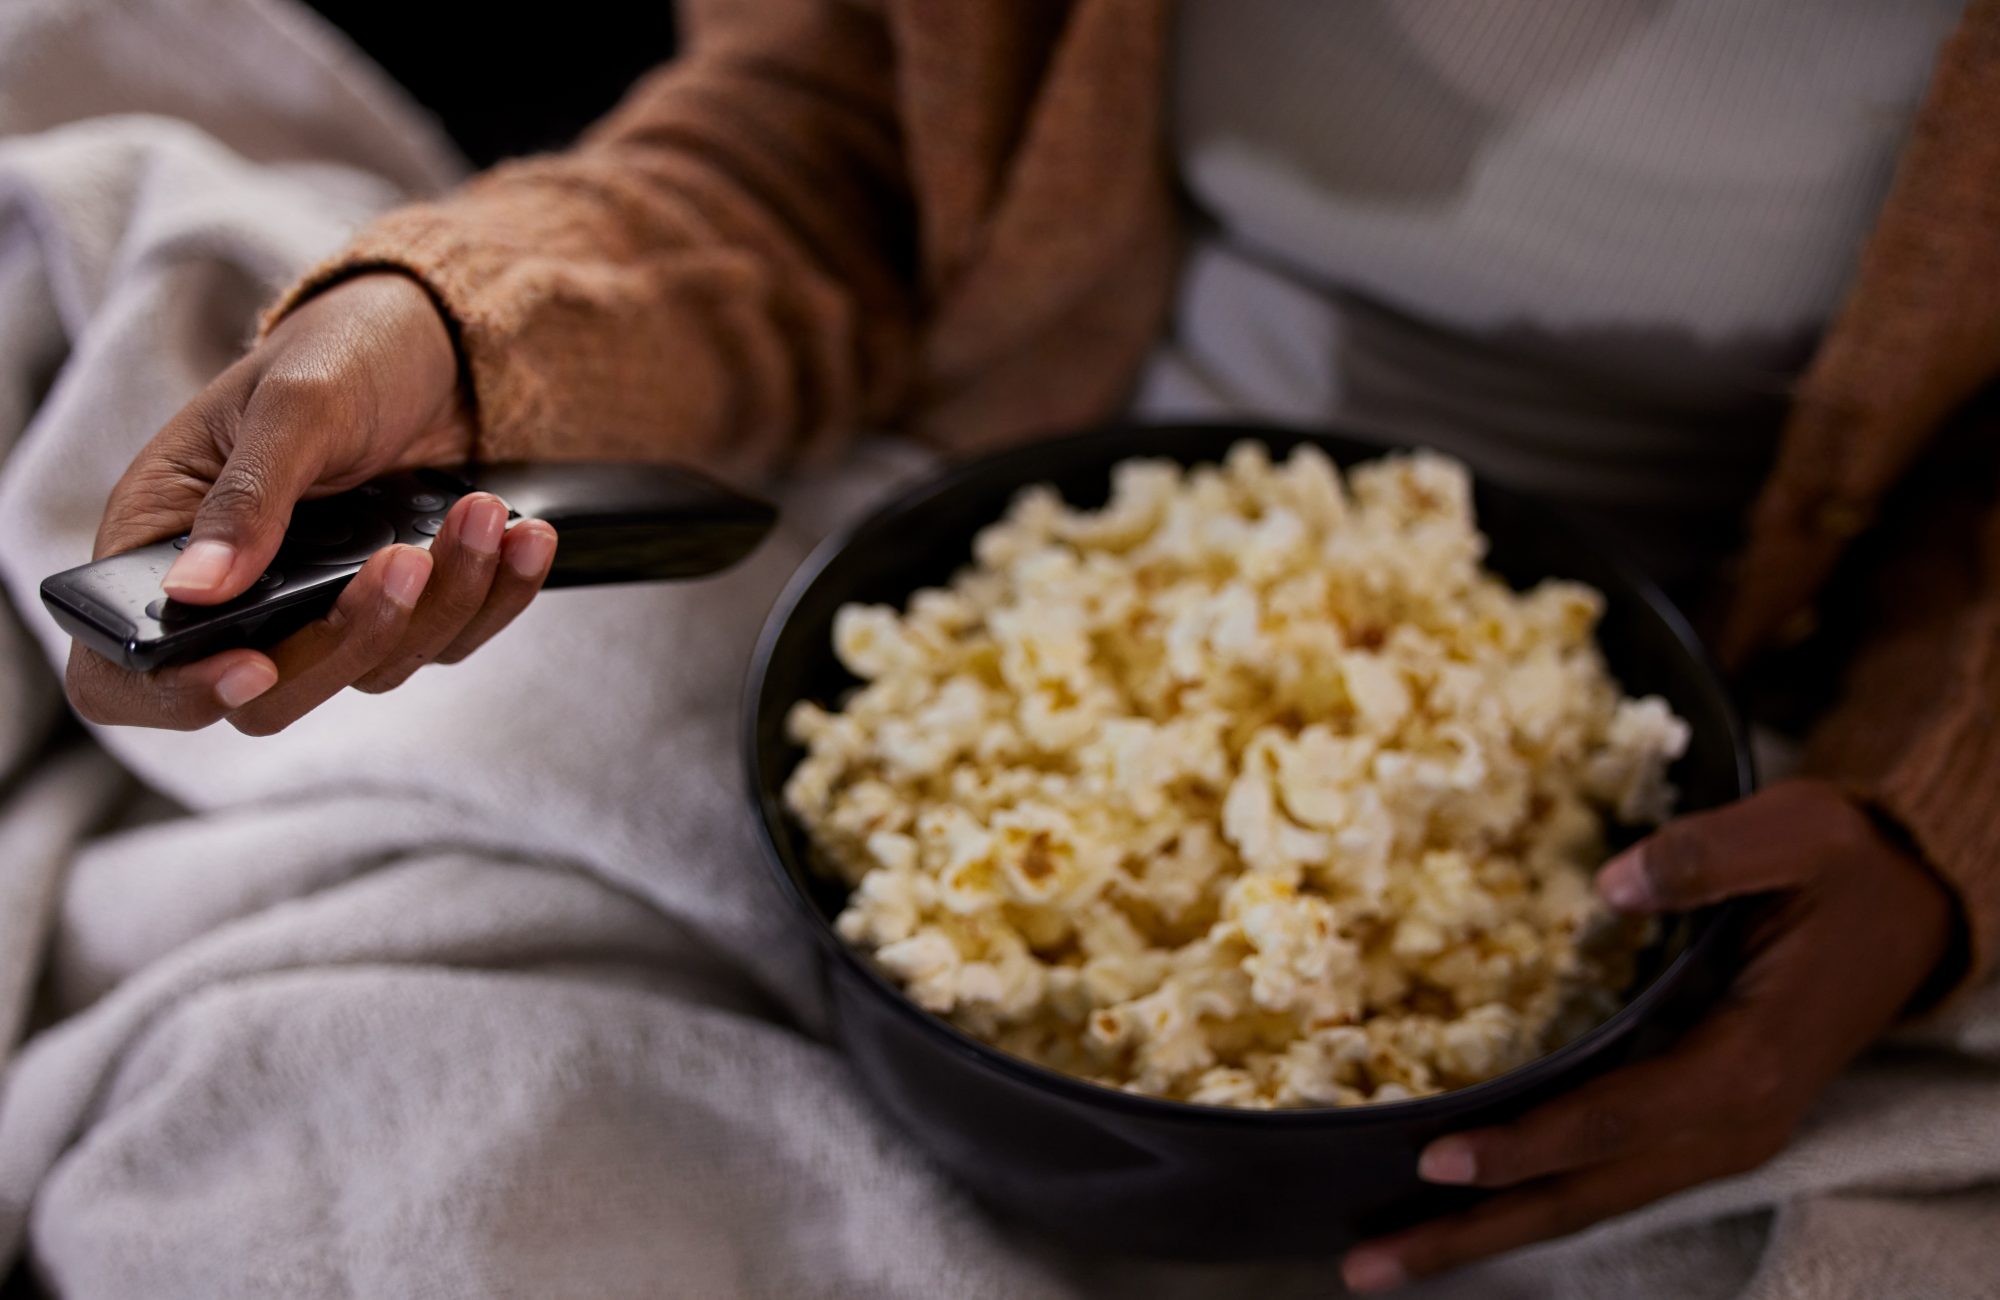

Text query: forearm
(1800, 434), (2000, 997)
(264, 0), (918, 480)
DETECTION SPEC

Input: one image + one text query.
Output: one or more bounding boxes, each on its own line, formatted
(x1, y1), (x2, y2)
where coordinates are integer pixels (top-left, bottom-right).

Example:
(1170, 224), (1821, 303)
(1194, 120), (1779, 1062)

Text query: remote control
(41, 461), (778, 672)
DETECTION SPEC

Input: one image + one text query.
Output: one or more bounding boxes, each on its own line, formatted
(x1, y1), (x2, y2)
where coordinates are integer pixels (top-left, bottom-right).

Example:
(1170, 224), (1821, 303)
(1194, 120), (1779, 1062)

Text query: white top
(1139, 0), (1968, 585)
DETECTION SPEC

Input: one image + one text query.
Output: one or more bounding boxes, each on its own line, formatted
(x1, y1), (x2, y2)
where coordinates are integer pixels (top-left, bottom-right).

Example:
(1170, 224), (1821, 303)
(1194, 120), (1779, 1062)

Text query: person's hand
(1340, 778), (1958, 1293)
(64, 272), (558, 733)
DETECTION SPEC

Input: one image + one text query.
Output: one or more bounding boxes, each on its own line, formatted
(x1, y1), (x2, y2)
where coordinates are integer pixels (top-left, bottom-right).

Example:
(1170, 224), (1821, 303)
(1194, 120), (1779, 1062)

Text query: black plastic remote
(41, 462), (778, 672)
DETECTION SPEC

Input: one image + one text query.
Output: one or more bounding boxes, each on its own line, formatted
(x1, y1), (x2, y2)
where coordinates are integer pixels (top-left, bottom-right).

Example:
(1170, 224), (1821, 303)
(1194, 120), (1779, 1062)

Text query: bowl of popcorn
(743, 424), (1753, 1258)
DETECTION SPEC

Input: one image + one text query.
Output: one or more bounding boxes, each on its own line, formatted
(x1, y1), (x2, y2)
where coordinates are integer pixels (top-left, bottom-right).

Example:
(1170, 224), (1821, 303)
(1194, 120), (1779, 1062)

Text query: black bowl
(743, 423), (1755, 1259)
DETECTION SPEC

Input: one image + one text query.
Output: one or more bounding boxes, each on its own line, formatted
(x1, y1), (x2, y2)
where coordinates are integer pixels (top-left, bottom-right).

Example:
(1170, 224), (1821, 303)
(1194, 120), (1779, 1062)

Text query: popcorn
(1585, 697), (1693, 823)
(784, 446), (1683, 1107)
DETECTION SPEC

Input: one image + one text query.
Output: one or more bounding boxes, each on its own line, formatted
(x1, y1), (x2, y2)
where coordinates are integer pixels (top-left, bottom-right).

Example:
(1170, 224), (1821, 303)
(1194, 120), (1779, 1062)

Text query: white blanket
(1, 2), (1997, 1296)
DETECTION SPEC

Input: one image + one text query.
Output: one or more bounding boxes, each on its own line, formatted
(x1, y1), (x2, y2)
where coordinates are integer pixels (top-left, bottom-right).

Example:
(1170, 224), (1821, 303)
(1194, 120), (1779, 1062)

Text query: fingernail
(507, 525), (555, 578)
(163, 540), (236, 596)
(461, 497), (505, 555)
(215, 660), (277, 709)
(1342, 1249), (1408, 1293)
(384, 547), (432, 608)
(1597, 849), (1654, 912)
(1418, 1138), (1477, 1185)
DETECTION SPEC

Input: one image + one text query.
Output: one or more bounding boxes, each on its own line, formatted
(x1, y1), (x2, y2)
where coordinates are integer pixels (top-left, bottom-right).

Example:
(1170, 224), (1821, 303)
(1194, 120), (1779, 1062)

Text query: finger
(94, 368), (256, 558)
(433, 520), (556, 665)
(1344, 1140), (1740, 1292)
(64, 643), (278, 731)
(227, 545), (432, 735)
(1596, 782), (1839, 914)
(162, 373), (342, 605)
(1414, 1012), (1772, 1192)
(352, 493), (508, 693)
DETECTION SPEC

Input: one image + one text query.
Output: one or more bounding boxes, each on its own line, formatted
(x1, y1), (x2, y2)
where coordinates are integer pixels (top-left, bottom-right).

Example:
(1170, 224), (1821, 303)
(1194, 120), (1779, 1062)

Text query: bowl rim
(743, 420), (1757, 1128)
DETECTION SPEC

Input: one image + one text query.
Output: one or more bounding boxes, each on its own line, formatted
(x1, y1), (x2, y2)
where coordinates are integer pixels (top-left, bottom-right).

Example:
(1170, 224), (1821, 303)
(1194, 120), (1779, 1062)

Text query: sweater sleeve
(260, 0), (918, 480)
(1801, 421), (2000, 999)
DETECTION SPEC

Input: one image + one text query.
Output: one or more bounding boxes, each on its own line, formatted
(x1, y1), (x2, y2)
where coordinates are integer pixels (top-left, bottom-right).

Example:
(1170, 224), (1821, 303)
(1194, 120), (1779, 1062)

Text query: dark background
(304, 1), (680, 166)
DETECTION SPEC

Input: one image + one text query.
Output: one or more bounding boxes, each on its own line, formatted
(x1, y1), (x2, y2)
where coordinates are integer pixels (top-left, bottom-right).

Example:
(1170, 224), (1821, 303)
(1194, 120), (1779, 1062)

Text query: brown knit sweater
(270, 0), (2000, 993)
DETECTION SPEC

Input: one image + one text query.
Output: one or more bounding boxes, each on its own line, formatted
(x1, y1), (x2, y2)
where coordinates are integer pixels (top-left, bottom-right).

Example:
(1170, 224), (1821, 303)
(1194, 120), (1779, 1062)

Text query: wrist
(1840, 787), (1971, 1017)
(371, 271), (476, 457)
(271, 270), (475, 466)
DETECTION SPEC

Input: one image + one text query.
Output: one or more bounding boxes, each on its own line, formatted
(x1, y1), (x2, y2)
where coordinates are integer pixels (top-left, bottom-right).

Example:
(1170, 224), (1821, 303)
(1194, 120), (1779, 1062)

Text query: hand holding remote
(65, 272), (559, 733)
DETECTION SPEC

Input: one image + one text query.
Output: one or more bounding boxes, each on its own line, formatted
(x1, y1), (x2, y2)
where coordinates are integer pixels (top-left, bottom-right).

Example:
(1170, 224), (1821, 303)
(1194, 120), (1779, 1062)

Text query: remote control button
(413, 515), (445, 536)
(405, 491), (447, 512)
(256, 570), (283, 590)
(290, 508), (353, 550)
(172, 535), (189, 550)
(283, 500), (396, 566)
(145, 598), (194, 623)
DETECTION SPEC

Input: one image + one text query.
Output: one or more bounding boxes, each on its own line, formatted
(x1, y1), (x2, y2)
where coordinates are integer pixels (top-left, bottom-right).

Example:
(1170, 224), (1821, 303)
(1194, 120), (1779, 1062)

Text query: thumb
(1595, 783), (1830, 913)
(161, 385), (328, 604)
